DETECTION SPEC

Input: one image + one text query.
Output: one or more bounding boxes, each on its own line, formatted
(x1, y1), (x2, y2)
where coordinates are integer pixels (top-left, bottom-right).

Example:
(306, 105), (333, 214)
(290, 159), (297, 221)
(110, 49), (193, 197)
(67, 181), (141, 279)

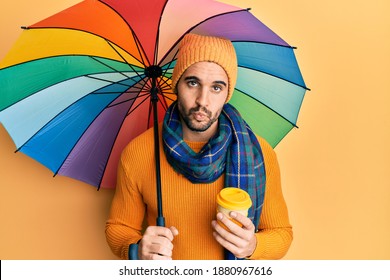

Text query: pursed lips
(192, 111), (208, 121)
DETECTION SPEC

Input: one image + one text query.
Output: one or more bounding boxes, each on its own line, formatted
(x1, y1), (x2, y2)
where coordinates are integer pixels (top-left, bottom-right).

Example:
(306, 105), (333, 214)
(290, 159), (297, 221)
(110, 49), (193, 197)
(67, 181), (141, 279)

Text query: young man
(105, 33), (292, 260)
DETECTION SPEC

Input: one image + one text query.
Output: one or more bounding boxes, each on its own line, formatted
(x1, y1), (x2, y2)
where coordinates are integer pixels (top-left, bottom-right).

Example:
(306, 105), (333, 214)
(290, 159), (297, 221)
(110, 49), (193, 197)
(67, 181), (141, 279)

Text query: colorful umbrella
(0, 0), (308, 193)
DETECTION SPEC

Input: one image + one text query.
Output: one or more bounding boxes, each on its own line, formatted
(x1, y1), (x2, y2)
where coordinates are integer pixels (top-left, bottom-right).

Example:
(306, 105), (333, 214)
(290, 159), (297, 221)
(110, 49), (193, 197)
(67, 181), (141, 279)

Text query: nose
(195, 86), (209, 107)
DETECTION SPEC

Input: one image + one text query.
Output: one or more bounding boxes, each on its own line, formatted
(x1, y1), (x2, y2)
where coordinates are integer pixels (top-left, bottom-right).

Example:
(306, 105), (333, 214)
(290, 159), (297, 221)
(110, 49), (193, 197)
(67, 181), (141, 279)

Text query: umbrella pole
(147, 66), (165, 227)
(152, 87), (165, 227)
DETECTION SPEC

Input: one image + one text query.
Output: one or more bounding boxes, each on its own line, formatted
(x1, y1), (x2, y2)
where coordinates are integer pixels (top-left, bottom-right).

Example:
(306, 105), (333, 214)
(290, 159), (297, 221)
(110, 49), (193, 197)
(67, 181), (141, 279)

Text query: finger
(144, 251), (173, 260)
(140, 237), (174, 259)
(229, 212), (256, 231)
(169, 226), (179, 236)
(212, 228), (245, 258)
(212, 215), (256, 258)
(212, 225), (256, 259)
(213, 230), (255, 259)
(141, 233), (174, 254)
(213, 222), (243, 246)
(149, 242), (174, 257)
(212, 218), (243, 248)
(213, 215), (253, 246)
(148, 235), (174, 250)
(150, 254), (172, 260)
(145, 226), (175, 241)
(215, 212), (244, 234)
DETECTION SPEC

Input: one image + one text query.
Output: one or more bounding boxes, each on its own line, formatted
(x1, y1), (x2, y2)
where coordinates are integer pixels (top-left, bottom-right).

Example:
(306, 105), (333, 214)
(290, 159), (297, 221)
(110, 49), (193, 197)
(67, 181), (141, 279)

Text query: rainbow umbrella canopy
(0, 0), (308, 190)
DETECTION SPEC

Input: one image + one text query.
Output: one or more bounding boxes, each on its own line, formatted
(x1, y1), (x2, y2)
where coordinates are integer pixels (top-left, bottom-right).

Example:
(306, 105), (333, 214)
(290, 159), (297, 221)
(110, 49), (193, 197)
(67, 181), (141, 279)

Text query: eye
(187, 80), (199, 87)
(212, 85), (222, 92)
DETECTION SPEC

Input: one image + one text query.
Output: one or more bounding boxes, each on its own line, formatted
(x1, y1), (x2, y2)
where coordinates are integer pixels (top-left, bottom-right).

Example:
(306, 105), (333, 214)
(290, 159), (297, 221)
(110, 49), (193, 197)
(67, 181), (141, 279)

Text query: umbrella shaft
(151, 77), (165, 227)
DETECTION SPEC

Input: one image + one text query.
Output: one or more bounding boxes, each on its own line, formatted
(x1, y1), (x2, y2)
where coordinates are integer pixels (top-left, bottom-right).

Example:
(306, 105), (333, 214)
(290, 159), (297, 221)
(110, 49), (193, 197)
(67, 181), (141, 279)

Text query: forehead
(181, 61), (228, 82)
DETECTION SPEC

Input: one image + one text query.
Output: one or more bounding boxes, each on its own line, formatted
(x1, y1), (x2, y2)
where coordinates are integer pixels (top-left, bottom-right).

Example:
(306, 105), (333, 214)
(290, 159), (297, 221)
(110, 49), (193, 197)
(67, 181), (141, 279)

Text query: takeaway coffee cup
(216, 187), (252, 230)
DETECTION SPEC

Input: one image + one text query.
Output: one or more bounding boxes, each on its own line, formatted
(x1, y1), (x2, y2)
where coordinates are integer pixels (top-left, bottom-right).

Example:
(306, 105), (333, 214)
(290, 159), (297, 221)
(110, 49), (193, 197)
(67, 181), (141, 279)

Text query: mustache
(188, 106), (212, 117)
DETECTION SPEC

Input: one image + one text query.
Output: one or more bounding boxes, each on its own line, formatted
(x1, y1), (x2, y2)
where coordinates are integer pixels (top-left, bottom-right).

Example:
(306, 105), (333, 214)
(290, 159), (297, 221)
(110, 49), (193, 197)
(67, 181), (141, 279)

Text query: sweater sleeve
(105, 144), (145, 260)
(248, 138), (293, 260)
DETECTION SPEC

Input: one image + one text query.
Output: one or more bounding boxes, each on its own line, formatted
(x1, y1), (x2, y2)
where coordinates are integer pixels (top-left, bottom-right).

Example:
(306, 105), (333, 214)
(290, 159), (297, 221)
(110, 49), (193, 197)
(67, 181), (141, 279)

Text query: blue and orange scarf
(162, 101), (266, 230)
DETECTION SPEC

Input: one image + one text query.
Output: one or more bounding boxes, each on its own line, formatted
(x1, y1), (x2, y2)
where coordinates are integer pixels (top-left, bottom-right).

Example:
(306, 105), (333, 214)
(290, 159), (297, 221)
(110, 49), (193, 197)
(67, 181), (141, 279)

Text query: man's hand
(211, 211), (257, 259)
(138, 226), (179, 260)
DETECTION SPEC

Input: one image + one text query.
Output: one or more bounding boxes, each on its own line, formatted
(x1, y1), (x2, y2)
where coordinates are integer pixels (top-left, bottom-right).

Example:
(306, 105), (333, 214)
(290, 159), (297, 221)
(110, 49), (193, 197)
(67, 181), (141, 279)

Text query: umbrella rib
(101, 41), (146, 80)
(85, 74), (145, 90)
(89, 55), (144, 84)
(98, 78), (154, 189)
(238, 65), (311, 91)
(233, 39), (296, 49)
(107, 92), (150, 109)
(25, 0), (152, 69)
(14, 92), (92, 156)
(0, 55), (125, 113)
(235, 88), (299, 128)
(159, 83), (173, 93)
(89, 55), (153, 93)
(158, 76), (174, 92)
(58, 89), (149, 188)
(95, 92), (150, 190)
(158, 93), (171, 111)
(131, 28), (152, 68)
(103, 38), (158, 96)
(158, 9), (298, 66)
(90, 89), (143, 95)
(160, 45), (179, 76)
(34, 87), (145, 184)
(25, 24), (147, 66)
(153, 0), (170, 65)
(125, 94), (151, 116)
(98, 0), (151, 67)
(95, 83), (157, 189)
(153, 72), (176, 110)
(14, 77), (143, 155)
(157, 8), (246, 65)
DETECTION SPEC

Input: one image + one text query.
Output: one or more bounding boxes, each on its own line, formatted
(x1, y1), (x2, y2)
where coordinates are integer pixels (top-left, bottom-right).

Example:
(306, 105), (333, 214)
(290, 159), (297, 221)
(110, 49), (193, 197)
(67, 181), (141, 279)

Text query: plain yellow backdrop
(0, 0), (389, 259)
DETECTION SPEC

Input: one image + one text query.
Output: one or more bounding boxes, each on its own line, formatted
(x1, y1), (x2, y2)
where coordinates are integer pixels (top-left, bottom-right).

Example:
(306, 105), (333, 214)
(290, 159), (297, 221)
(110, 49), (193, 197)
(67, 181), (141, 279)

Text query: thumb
(169, 226), (179, 236)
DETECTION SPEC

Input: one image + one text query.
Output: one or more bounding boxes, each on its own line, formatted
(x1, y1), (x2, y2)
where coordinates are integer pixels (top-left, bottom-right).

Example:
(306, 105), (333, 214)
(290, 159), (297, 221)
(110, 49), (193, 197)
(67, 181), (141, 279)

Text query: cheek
(177, 88), (196, 106)
(210, 94), (227, 110)
(177, 94), (191, 115)
(212, 107), (224, 120)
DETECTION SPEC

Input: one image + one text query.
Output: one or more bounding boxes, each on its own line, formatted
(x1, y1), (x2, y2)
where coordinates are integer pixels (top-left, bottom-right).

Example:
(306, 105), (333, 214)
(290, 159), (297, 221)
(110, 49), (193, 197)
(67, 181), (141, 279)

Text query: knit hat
(171, 33), (237, 103)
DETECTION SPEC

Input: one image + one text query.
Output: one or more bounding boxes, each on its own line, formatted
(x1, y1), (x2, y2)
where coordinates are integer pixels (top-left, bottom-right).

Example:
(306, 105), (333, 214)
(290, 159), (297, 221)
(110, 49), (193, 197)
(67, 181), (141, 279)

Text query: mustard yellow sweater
(105, 125), (293, 260)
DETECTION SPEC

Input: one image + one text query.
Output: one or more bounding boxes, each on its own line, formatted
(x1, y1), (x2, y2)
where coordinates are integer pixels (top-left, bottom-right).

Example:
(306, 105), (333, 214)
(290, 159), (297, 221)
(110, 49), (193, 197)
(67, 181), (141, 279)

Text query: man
(105, 33), (292, 260)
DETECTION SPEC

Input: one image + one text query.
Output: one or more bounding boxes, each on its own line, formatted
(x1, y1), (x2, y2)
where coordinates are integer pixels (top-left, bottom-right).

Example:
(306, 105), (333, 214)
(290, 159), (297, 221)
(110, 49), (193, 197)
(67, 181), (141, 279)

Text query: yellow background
(1, 0), (389, 259)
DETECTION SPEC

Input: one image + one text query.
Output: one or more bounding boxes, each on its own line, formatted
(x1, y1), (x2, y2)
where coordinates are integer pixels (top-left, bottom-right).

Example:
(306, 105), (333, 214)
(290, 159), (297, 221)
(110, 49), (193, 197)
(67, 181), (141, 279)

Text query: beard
(177, 99), (221, 132)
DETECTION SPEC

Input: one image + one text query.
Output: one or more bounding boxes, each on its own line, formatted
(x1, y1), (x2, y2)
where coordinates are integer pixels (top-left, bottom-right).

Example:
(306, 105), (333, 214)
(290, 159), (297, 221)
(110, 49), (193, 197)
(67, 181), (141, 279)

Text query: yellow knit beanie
(171, 33), (238, 103)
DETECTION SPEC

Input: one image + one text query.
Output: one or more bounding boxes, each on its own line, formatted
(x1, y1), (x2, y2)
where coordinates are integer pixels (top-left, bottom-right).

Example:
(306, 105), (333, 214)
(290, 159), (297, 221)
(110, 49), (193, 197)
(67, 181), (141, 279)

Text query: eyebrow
(184, 76), (227, 87)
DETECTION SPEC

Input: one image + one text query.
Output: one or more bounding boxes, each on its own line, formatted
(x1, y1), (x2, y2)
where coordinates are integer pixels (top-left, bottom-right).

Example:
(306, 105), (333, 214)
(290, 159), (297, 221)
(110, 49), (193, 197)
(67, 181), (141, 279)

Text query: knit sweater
(105, 124), (293, 260)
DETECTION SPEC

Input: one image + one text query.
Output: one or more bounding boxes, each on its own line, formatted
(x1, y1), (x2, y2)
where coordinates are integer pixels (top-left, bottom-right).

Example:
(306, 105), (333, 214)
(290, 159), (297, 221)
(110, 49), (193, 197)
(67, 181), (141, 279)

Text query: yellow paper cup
(216, 187), (252, 231)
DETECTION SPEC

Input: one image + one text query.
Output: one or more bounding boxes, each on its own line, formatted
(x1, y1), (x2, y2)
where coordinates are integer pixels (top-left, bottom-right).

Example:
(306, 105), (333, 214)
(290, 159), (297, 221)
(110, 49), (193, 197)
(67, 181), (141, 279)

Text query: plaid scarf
(162, 102), (266, 229)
